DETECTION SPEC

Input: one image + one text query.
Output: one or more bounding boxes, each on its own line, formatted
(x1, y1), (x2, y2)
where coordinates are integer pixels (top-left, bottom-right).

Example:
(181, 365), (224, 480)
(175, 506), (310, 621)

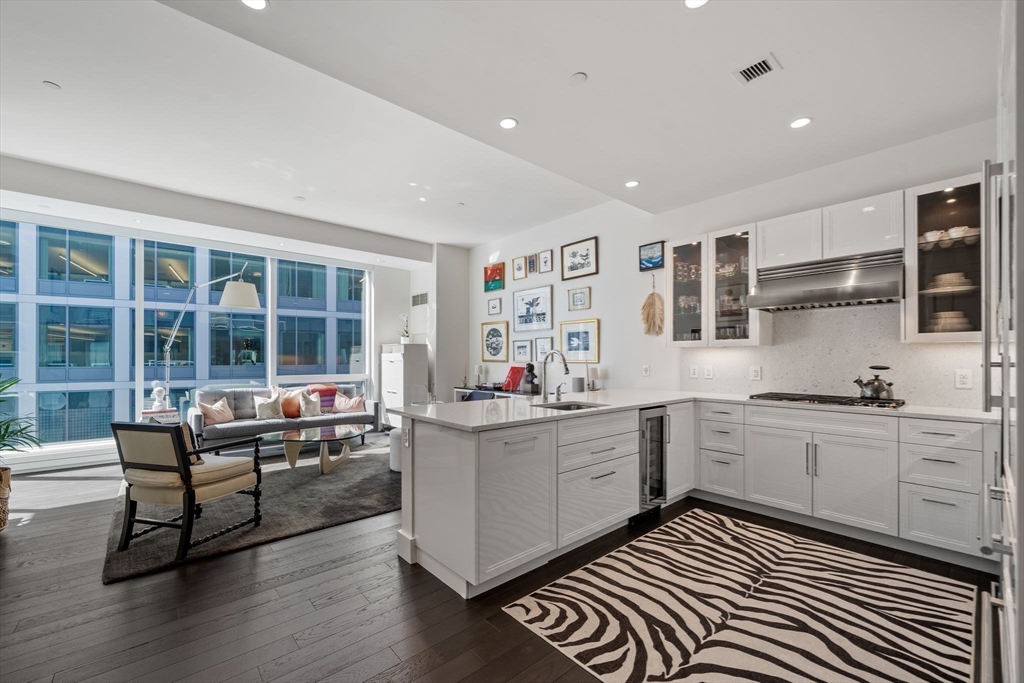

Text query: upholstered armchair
(109, 422), (263, 562)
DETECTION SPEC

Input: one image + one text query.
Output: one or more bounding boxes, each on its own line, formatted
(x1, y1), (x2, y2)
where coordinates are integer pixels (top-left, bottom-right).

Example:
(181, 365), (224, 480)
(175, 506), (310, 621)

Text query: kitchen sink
(539, 401), (608, 411)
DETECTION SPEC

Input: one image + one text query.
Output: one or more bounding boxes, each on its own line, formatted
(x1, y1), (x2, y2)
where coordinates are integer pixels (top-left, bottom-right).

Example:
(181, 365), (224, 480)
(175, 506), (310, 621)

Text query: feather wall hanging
(641, 273), (664, 336)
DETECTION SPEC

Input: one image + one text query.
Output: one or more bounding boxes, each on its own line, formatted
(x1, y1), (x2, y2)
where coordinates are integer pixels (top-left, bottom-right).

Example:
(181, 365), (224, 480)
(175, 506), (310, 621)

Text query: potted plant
(398, 314), (411, 344)
(0, 377), (41, 532)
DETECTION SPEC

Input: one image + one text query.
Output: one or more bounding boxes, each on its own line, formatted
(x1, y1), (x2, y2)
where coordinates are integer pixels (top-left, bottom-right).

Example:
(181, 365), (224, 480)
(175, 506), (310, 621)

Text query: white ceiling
(163, 0), (999, 214)
(0, 1), (607, 249)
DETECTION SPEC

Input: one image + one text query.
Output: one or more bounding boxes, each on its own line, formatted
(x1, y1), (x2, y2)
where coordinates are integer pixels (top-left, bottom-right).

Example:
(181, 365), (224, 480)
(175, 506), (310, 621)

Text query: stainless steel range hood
(747, 250), (903, 312)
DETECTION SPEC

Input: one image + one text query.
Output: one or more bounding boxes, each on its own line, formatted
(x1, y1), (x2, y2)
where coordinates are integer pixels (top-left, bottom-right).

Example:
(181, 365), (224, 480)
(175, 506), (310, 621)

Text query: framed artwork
(535, 336), (553, 358)
(561, 236), (598, 280)
(481, 321), (508, 362)
(512, 256), (527, 280)
(560, 319), (599, 363)
(484, 263), (505, 291)
(513, 285), (553, 332)
(487, 298), (502, 315)
(567, 286), (591, 311)
(527, 254), (538, 274)
(639, 241), (665, 271)
(538, 250), (553, 273)
(512, 340), (532, 363)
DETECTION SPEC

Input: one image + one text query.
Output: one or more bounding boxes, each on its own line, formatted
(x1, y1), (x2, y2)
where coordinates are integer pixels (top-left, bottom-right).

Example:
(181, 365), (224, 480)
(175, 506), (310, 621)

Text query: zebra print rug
(505, 508), (976, 683)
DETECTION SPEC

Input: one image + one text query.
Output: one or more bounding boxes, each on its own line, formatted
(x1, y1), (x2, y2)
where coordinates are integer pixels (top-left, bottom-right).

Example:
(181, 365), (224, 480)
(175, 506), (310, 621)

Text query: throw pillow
(334, 394), (366, 413)
(255, 393), (285, 420)
(279, 388), (304, 419)
(198, 397), (234, 426)
(300, 391), (322, 418)
(308, 383), (338, 412)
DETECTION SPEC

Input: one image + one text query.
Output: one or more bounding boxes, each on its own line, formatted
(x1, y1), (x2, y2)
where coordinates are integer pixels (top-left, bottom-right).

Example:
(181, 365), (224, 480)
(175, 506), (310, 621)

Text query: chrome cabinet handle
(711, 429), (732, 435)
(590, 446), (616, 455)
(922, 431), (958, 438)
(709, 410), (733, 415)
(805, 442), (810, 476)
(982, 160), (992, 411)
(666, 414), (671, 444)
(591, 471), (616, 481)
(921, 498), (957, 507)
(504, 436), (538, 446)
(713, 459), (731, 466)
(813, 444), (819, 477)
(921, 457), (958, 464)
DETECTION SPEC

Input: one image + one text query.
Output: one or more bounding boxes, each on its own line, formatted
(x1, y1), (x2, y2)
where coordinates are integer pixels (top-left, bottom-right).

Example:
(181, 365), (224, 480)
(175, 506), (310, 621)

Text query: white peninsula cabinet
(665, 402), (696, 501)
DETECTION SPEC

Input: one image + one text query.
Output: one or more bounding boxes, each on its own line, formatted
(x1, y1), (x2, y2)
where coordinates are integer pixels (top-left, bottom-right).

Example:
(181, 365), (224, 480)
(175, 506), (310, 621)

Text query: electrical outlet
(704, 366), (714, 380)
(955, 369), (973, 389)
(642, 365), (651, 377)
(750, 366), (762, 381)
(689, 365), (699, 379)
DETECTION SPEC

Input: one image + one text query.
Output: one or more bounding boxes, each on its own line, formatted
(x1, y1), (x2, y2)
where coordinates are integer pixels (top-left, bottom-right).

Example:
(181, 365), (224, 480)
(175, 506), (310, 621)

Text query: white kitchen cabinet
(665, 402), (695, 500)
(899, 483), (980, 555)
(755, 209), (823, 269)
(899, 417), (984, 451)
(811, 433), (899, 536)
(745, 404), (899, 442)
(822, 191), (904, 260)
(699, 401), (744, 423)
(381, 344), (429, 428)
(665, 238), (709, 347)
(902, 173), (984, 343)
(557, 454), (639, 547)
(700, 450), (744, 500)
(707, 226), (772, 346)
(477, 423), (557, 582)
(744, 425), (813, 516)
(899, 443), (983, 494)
(557, 430), (638, 474)
(558, 409), (638, 447)
(699, 420), (744, 455)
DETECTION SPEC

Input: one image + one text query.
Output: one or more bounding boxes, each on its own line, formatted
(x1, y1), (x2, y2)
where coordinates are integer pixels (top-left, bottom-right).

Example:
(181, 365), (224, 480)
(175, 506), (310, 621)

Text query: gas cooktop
(749, 392), (906, 409)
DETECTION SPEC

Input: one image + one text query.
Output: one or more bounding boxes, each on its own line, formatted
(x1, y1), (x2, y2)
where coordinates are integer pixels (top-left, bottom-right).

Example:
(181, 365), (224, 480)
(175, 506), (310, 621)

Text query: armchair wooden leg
(176, 490), (196, 562)
(118, 486), (137, 551)
(253, 441), (262, 527)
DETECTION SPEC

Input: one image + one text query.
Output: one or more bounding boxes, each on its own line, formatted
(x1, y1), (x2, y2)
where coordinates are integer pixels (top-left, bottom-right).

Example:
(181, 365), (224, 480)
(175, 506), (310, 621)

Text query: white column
(195, 309), (210, 383)
(133, 236), (145, 420)
(17, 222), (36, 296)
(265, 257), (277, 388)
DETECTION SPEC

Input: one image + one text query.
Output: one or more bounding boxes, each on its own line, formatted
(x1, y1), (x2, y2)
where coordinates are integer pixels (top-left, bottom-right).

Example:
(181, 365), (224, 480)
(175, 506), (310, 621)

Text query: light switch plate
(955, 369), (973, 389)
(750, 366), (762, 381)
(689, 365), (699, 379)
(704, 366), (714, 380)
(642, 365), (651, 377)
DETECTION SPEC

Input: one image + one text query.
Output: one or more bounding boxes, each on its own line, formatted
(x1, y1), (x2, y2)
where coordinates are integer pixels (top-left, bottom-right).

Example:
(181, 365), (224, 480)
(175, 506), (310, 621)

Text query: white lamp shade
(589, 366), (601, 380)
(219, 280), (261, 309)
(474, 365), (484, 375)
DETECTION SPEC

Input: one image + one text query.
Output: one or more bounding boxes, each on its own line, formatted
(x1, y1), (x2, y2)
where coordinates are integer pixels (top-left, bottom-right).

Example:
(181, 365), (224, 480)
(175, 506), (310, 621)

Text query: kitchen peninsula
(390, 390), (998, 598)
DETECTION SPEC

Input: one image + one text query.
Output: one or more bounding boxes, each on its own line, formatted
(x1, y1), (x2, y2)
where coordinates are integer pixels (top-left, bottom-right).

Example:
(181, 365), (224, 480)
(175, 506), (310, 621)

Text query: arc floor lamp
(163, 264), (262, 395)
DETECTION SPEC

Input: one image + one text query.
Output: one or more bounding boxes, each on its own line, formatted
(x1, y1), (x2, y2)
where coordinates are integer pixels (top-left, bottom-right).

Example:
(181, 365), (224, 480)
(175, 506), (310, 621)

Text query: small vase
(400, 337), (411, 345)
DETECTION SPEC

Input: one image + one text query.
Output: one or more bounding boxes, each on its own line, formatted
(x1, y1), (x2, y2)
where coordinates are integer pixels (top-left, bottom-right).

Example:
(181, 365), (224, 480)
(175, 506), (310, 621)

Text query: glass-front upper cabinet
(904, 173), (983, 342)
(665, 238), (707, 347)
(666, 229), (770, 348)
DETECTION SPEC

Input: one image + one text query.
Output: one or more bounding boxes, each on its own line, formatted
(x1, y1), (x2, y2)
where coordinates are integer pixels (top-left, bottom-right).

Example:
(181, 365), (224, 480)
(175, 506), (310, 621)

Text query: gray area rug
(102, 436), (400, 584)
(506, 508), (976, 683)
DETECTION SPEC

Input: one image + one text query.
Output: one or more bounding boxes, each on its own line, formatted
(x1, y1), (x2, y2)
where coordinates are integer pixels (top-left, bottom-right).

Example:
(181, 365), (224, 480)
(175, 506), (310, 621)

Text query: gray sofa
(187, 386), (379, 449)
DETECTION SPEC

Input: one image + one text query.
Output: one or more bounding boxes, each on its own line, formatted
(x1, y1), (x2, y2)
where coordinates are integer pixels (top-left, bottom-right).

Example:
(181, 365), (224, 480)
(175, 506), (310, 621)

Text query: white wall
(407, 246), (470, 397)
(467, 120), (995, 408)
(372, 266), (411, 402)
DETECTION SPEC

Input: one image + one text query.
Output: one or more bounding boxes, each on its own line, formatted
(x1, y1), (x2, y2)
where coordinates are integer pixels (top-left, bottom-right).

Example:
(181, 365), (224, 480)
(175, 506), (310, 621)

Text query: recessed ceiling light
(944, 187), (955, 192)
(42, 80), (61, 90)
(570, 72), (588, 84)
(499, 118), (519, 129)
(377, 259), (385, 262)
(624, 180), (640, 188)
(293, 195), (306, 201)
(946, 198), (957, 204)
(135, 219), (142, 223)
(789, 117), (813, 129)
(419, 197), (427, 202)
(409, 182), (417, 186)
(240, 0), (268, 10)
(683, 0), (708, 8)
(862, 206), (876, 212)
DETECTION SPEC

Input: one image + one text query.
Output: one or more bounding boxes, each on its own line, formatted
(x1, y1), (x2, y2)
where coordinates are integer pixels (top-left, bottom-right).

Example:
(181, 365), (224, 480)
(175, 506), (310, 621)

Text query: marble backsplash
(676, 304), (985, 409)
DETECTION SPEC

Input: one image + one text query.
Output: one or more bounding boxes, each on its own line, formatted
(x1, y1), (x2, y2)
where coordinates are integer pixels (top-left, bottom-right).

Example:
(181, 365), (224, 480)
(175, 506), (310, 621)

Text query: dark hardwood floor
(0, 460), (996, 683)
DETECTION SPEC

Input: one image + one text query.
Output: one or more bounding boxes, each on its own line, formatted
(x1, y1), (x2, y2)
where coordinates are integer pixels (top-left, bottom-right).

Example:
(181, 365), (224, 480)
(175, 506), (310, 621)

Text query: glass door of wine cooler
(904, 174), (984, 342)
(666, 238), (707, 347)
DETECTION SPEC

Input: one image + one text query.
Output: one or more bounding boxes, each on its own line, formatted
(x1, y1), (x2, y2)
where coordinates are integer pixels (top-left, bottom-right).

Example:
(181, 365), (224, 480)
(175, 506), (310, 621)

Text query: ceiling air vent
(412, 292), (428, 307)
(732, 52), (782, 85)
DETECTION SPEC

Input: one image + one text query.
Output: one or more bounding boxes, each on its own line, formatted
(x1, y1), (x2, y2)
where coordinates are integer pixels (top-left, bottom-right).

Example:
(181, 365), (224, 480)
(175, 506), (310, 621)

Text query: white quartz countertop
(387, 389), (999, 432)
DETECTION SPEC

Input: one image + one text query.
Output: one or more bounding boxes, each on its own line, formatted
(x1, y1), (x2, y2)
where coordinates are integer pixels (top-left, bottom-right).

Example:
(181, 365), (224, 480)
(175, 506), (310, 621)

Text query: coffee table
(262, 424), (371, 475)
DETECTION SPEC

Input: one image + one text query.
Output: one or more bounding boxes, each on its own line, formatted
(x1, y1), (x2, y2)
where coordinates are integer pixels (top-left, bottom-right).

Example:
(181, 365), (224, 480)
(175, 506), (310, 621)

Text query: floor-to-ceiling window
(132, 241), (195, 302)
(210, 312), (266, 379)
(278, 316), (326, 375)
(210, 250), (265, 306)
(0, 220), (16, 292)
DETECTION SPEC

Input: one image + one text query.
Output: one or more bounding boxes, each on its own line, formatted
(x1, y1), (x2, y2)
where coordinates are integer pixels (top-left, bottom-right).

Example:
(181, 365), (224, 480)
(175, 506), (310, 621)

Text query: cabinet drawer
(699, 420), (744, 455)
(745, 404), (898, 441)
(900, 418), (983, 451)
(699, 401), (744, 424)
(558, 410), (639, 447)
(899, 483), (980, 556)
(557, 431), (638, 474)
(899, 443), (983, 494)
(557, 454), (639, 547)
(699, 450), (744, 499)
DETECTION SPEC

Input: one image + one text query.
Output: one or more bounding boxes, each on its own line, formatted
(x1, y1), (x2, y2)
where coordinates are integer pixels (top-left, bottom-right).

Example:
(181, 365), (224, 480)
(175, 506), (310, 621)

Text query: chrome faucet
(540, 350), (570, 403)
(555, 382), (566, 402)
